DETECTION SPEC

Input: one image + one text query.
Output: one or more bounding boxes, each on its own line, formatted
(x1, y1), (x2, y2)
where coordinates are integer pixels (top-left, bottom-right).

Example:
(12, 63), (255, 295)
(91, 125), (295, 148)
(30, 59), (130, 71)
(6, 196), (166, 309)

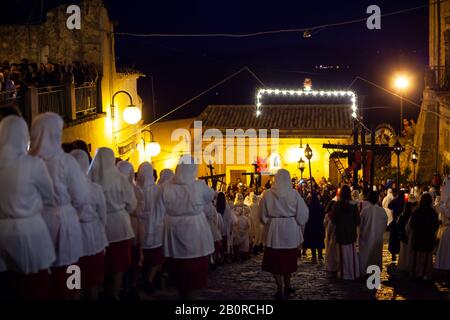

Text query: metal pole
(308, 160), (312, 190)
(400, 92), (403, 136)
(397, 154), (400, 191)
(413, 162), (416, 186)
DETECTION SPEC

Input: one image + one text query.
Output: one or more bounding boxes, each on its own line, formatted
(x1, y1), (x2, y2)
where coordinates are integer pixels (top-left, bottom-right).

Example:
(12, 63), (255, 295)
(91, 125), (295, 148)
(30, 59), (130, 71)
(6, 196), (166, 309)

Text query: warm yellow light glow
(146, 142), (161, 157)
(122, 105), (142, 125)
(164, 158), (177, 170)
(394, 75), (409, 90)
(286, 147), (303, 163)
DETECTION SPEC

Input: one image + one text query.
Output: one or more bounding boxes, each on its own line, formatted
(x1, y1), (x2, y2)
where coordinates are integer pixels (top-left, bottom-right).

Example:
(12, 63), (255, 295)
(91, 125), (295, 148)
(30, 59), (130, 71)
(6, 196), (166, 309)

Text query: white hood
(70, 149), (90, 174)
(88, 147), (119, 187)
(137, 161), (155, 189)
(158, 168), (174, 185)
(117, 160), (135, 185)
(173, 155), (198, 185)
(29, 112), (64, 160)
(271, 169), (292, 198)
(0, 115), (29, 169)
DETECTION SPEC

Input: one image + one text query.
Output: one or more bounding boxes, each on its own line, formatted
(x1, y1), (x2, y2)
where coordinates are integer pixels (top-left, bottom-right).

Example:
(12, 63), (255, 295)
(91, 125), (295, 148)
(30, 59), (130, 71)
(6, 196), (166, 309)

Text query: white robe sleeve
(33, 158), (56, 207)
(295, 194), (309, 227)
(122, 175), (137, 214)
(95, 184), (107, 227)
(259, 193), (269, 225)
(65, 155), (89, 212)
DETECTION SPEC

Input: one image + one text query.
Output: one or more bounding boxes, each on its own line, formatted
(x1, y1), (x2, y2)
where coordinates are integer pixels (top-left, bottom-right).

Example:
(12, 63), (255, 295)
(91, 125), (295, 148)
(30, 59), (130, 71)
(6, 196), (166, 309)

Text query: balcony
(0, 83), (102, 125)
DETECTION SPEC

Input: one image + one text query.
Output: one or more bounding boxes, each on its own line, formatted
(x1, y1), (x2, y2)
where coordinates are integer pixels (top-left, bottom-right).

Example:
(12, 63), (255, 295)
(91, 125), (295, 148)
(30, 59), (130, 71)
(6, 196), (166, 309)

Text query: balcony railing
(0, 83), (101, 124)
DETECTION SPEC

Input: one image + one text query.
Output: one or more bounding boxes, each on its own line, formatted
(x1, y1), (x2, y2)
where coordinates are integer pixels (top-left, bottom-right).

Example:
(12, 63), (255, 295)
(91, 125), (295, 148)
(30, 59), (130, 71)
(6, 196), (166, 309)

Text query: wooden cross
(241, 162), (262, 195)
(199, 161), (226, 191)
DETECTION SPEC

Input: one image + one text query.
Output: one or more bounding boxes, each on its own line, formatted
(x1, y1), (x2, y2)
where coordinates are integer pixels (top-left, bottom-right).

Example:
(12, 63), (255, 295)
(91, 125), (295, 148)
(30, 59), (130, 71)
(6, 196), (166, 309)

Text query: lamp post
(297, 157), (306, 180)
(411, 149), (418, 186)
(394, 75), (409, 136)
(393, 139), (403, 191)
(304, 144), (313, 189)
(111, 90), (142, 125)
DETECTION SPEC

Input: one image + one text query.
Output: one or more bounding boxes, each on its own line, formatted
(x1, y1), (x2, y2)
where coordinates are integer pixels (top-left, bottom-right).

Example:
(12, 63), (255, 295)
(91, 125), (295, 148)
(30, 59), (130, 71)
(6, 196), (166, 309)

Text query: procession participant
(232, 193), (252, 261)
(435, 176), (450, 285)
(260, 169), (309, 299)
(324, 190), (339, 274)
(137, 162), (164, 295)
(359, 191), (388, 276)
(29, 112), (88, 299)
(216, 192), (236, 263)
(330, 185), (360, 280)
(407, 193), (439, 281)
(70, 150), (108, 300)
(388, 190), (405, 262)
(397, 193), (418, 272)
(158, 168), (174, 185)
(204, 200), (222, 266)
(360, 187), (371, 212)
(156, 155), (215, 299)
(117, 160), (144, 299)
(249, 193), (263, 254)
(88, 148), (137, 300)
(303, 193), (325, 263)
(0, 116), (56, 300)
(382, 188), (395, 226)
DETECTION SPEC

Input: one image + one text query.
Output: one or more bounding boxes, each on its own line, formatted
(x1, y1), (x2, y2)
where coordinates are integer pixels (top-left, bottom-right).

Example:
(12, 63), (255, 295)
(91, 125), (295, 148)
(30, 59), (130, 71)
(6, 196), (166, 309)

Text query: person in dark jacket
(303, 193), (325, 263)
(397, 194), (418, 272)
(330, 185), (361, 280)
(388, 190), (405, 262)
(408, 193), (440, 280)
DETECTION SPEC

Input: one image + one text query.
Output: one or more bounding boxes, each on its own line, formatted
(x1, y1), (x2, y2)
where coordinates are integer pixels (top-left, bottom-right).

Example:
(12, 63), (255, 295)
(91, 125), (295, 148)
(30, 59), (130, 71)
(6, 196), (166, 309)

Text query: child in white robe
(88, 148), (137, 300)
(0, 116), (56, 300)
(30, 112), (89, 299)
(70, 150), (108, 300)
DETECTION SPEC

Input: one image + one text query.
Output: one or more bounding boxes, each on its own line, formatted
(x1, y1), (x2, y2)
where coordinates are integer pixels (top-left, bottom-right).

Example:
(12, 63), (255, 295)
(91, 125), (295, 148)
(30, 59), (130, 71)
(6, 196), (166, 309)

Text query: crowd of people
(0, 111), (449, 301)
(0, 59), (98, 99)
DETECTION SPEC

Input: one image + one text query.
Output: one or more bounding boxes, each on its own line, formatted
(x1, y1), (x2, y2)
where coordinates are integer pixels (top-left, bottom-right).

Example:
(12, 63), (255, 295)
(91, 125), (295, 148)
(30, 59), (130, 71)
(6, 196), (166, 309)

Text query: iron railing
(75, 84), (97, 115)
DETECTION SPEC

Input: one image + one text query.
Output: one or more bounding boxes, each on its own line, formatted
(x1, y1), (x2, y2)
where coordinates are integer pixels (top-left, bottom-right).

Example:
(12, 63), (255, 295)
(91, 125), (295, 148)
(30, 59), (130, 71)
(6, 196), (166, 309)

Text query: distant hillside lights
(66, 5), (81, 30)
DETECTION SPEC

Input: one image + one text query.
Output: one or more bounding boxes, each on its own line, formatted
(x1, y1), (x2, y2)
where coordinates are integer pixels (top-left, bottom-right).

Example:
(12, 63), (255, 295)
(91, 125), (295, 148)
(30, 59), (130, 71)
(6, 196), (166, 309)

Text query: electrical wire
(114, 4), (427, 39)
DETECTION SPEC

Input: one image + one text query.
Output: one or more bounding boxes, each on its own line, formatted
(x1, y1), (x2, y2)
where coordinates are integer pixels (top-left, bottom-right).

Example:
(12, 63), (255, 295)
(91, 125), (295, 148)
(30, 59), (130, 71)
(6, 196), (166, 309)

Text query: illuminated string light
(255, 88), (358, 118)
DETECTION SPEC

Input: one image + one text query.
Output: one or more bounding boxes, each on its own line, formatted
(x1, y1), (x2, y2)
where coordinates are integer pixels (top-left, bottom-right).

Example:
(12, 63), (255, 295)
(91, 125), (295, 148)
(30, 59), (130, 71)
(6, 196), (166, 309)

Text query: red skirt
(104, 240), (131, 275)
(168, 256), (209, 292)
(262, 247), (298, 275)
(130, 245), (142, 268)
(143, 246), (165, 268)
(50, 265), (80, 300)
(78, 251), (105, 289)
(1, 270), (51, 300)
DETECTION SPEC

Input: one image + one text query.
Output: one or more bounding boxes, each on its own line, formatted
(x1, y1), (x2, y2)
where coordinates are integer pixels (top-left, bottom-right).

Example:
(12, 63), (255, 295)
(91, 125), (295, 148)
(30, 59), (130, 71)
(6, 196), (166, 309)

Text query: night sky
(3, 0), (429, 131)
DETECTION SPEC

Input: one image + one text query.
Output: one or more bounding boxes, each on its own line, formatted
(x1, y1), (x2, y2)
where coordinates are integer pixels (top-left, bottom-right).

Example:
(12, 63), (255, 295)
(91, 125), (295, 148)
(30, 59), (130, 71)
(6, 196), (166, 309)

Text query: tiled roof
(196, 105), (354, 137)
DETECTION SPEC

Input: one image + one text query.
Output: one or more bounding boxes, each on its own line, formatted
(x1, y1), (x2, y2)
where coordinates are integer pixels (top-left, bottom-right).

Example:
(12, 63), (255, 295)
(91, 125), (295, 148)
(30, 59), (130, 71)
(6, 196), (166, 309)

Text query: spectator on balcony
(42, 63), (61, 87)
(73, 61), (85, 86)
(62, 63), (75, 84)
(25, 63), (41, 87)
(0, 73), (4, 92)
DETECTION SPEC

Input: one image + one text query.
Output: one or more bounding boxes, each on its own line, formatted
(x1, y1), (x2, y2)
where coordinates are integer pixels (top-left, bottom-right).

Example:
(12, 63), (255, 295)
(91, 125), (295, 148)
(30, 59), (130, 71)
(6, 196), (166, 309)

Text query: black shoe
(284, 287), (296, 296)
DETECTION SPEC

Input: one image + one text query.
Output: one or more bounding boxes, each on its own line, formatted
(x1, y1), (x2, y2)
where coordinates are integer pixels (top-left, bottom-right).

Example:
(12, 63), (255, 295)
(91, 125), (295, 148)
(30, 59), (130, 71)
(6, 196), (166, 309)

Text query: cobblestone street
(144, 238), (450, 300)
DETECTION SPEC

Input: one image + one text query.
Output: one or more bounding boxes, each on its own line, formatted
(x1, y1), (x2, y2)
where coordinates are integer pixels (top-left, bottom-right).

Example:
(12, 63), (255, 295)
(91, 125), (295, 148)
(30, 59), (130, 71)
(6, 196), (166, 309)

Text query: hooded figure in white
(29, 112), (88, 267)
(156, 155), (215, 259)
(117, 160), (144, 247)
(249, 193), (263, 246)
(88, 148), (137, 244)
(232, 193), (252, 253)
(0, 116), (56, 274)
(70, 150), (108, 257)
(382, 188), (395, 226)
(435, 176), (450, 272)
(358, 192), (388, 274)
(137, 162), (162, 249)
(158, 168), (174, 185)
(204, 201), (222, 244)
(259, 169), (309, 249)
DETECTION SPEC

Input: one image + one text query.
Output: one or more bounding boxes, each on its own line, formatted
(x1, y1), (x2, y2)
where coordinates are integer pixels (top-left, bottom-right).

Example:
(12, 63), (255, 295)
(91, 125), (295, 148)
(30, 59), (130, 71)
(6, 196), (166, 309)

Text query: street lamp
(111, 90), (142, 125)
(394, 75), (409, 136)
(297, 157), (306, 180)
(393, 139), (403, 191)
(411, 149), (418, 186)
(304, 144), (313, 189)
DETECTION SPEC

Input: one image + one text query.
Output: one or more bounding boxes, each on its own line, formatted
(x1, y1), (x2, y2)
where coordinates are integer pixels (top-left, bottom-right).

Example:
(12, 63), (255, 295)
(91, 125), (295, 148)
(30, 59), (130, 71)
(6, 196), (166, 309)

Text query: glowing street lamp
(297, 157), (306, 180)
(411, 149), (418, 186)
(111, 90), (142, 125)
(394, 75), (410, 135)
(304, 144), (313, 188)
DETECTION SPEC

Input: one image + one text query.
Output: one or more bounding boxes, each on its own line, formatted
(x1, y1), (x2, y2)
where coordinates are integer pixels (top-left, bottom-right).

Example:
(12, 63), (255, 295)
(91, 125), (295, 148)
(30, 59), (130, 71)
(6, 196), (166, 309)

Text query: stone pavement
(142, 240), (450, 300)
